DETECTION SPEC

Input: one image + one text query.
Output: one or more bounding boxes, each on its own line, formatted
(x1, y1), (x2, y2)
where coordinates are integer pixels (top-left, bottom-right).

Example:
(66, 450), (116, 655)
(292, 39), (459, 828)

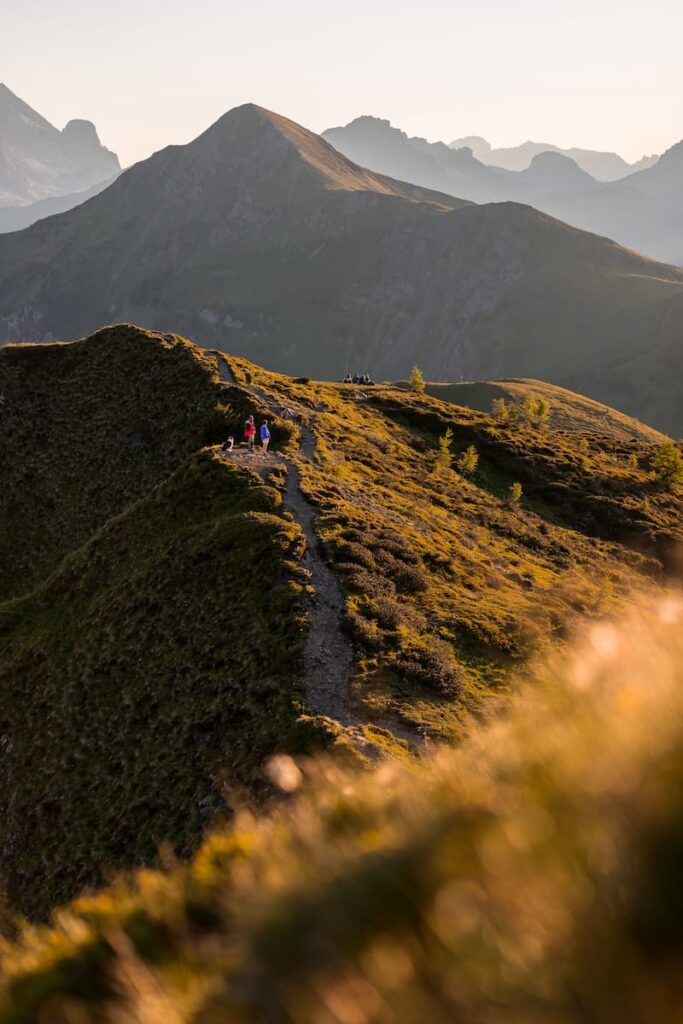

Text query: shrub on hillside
(369, 595), (412, 631)
(334, 541), (377, 571)
(651, 441), (683, 489)
(201, 401), (233, 444)
(522, 395), (551, 428)
(344, 607), (382, 650)
(393, 562), (429, 593)
(395, 636), (462, 696)
(341, 566), (396, 598)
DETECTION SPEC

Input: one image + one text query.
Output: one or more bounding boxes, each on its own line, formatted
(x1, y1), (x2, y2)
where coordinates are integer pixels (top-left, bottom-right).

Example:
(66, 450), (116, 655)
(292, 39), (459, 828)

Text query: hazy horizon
(2, 0), (682, 167)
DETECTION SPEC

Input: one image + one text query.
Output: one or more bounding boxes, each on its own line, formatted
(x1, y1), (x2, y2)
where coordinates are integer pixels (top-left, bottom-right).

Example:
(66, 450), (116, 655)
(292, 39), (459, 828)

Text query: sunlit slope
(410, 378), (669, 443)
(223, 357), (682, 739)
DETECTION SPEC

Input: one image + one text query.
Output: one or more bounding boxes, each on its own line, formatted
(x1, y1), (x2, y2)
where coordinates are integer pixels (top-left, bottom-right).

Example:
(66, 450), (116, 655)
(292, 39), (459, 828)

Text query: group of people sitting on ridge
(221, 414), (271, 455)
(342, 372), (375, 385)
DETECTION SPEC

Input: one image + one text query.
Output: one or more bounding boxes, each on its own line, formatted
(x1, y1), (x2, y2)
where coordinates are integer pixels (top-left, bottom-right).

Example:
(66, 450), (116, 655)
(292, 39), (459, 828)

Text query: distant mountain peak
(523, 150), (596, 186)
(62, 118), (100, 141)
(0, 82), (52, 131)
(192, 104), (456, 201)
(0, 84), (119, 205)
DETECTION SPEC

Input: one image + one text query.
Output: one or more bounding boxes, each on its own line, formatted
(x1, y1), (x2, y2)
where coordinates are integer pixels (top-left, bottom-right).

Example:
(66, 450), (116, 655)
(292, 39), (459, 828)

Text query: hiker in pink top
(244, 414), (256, 452)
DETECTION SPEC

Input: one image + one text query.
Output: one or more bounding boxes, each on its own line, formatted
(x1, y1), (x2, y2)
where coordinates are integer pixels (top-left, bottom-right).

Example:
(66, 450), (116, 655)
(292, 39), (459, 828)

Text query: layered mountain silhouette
(0, 103), (682, 432)
(448, 134), (658, 180)
(325, 116), (683, 265)
(0, 172), (120, 232)
(0, 83), (119, 206)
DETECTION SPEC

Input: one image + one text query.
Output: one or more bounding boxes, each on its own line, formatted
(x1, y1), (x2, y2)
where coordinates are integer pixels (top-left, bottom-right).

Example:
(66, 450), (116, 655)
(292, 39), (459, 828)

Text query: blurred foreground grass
(1, 591), (682, 1022)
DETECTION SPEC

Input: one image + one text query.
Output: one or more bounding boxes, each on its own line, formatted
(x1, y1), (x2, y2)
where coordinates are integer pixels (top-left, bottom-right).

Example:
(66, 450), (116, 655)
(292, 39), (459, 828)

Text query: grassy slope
(0, 327), (319, 918)
(0, 596), (681, 1023)
(410, 378), (669, 443)
(0, 325), (296, 603)
(226, 361), (682, 739)
(0, 451), (318, 918)
(0, 325), (680, 922)
(0, 326), (230, 600)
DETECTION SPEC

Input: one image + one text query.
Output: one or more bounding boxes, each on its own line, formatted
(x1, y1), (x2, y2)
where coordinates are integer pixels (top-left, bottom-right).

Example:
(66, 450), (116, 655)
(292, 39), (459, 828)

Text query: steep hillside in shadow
(0, 327), (232, 599)
(0, 452), (313, 918)
(0, 327), (322, 917)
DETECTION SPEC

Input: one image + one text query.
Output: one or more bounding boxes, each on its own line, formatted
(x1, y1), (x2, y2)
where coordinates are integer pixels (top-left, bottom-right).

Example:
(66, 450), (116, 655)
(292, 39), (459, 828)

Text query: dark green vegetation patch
(0, 327), (321, 918)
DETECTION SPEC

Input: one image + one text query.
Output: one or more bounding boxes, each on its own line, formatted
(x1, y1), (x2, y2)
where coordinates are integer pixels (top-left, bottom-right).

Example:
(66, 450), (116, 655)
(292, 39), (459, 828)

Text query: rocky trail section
(213, 354), (356, 729)
(212, 353), (421, 748)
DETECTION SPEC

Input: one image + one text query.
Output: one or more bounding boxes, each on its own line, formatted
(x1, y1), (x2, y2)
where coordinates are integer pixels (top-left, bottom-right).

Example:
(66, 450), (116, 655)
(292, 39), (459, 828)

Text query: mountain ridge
(0, 103), (682, 432)
(325, 115), (683, 264)
(448, 130), (660, 179)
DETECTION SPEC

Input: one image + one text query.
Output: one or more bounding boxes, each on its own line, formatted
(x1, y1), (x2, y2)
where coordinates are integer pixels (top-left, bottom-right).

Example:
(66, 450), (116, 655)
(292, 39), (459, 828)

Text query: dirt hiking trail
(212, 353), (422, 748)
(213, 354), (357, 728)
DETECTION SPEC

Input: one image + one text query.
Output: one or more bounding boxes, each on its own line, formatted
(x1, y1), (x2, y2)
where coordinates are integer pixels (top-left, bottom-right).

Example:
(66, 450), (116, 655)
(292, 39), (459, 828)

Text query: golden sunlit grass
(226, 356), (682, 740)
(1, 593), (681, 1022)
(0, 326), (680, 926)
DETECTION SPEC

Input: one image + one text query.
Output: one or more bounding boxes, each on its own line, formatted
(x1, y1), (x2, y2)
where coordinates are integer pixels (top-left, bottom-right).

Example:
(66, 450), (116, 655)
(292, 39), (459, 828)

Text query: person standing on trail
(260, 420), (271, 454)
(244, 415), (256, 452)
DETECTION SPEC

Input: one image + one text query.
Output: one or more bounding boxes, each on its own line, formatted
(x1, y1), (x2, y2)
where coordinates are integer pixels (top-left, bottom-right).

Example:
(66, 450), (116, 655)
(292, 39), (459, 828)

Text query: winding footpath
(213, 354), (356, 727)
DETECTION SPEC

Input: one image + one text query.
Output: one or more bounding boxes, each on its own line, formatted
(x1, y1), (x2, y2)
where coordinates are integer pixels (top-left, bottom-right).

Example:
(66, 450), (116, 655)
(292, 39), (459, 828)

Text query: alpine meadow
(0, 3), (681, 1020)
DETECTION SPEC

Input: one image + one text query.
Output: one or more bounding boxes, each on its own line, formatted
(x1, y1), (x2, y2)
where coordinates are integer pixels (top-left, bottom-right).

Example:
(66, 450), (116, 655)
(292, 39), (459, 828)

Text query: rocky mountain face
(449, 133), (659, 180)
(0, 103), (682, 432)
(0, 83), (120, 205)
(325, 116), (683, 264)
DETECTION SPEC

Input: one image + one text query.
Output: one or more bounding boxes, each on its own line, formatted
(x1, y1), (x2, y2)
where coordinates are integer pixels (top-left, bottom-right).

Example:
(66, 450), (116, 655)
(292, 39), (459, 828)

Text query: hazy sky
(2, 0), (681, 167)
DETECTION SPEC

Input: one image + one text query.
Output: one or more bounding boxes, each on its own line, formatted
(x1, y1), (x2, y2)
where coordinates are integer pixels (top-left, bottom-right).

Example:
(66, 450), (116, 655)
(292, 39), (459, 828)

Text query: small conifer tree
(434, 427), (454, 472)
(522, 395), (551, 428)
(457, 444), (479, 477)
(507, 481), (523, 506)
(491, 398), (509, 422)
(651, 441), (683, 489)
(536, 398), (551, 428)
(507, 402), (520, 424)
(523, 395), (538, 425)
(410, 365), (426, 393)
